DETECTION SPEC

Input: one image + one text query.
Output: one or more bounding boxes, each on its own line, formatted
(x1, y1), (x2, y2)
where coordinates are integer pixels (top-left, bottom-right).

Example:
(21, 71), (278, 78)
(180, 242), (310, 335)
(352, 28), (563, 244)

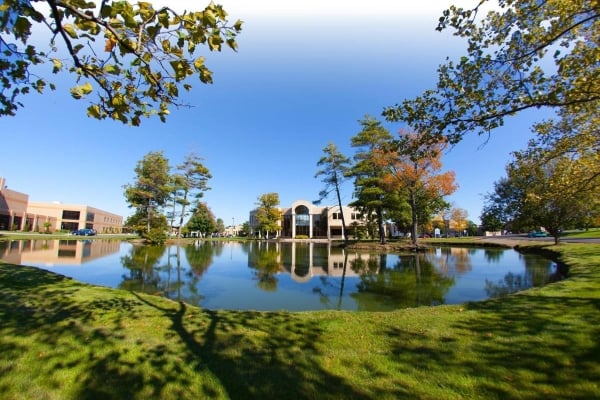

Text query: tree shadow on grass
(0, 265), (148, 398)
(0, 264), (373, 399)
(131, 292), (373, 399)
(454, 295), (600, 399)
(376, 293), (600, 399)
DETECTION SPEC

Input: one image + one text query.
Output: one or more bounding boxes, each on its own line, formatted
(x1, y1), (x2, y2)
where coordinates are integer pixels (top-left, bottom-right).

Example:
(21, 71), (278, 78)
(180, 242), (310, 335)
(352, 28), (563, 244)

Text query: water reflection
(0, 238), (120, 265)
(0, 239), (560, 311)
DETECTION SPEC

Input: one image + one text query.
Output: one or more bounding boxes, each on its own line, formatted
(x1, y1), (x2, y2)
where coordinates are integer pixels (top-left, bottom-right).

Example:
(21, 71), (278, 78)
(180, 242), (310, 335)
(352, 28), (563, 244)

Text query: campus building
(249, 199), (366, 239)
(0, 177), (123, 233)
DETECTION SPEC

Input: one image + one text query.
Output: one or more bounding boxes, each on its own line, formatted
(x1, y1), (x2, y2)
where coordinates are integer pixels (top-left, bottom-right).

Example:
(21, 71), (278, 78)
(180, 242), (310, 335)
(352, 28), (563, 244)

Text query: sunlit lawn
(1, 242), (599, 399)
(562, 228), (600, 239)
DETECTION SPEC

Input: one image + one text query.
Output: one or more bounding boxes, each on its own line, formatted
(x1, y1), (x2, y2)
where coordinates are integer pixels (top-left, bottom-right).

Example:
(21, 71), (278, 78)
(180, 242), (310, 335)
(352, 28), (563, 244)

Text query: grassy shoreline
(1, 241), (599, 399)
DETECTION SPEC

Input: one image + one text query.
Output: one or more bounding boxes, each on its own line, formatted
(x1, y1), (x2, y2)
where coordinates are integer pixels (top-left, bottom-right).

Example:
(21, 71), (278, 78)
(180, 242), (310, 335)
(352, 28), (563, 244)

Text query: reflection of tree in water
(248, 243), (282, 292)
(350, 253), (455, 311)
(119, 244), (166, 293)
(483, 248), (505, 263)
(312, 252), (350, 310)
(431, 247), (473, 276)
(118, 243), (215, 306)
(252, 248), (281, 291)
(185, 241), (215, 276)
(349, 254), (382, 275)
(485, 254), (556, 298)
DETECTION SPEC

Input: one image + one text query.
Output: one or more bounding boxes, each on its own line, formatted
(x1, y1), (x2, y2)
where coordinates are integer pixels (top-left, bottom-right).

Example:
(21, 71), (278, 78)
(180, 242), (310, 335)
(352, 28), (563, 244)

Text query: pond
(0, 239), (563, 312)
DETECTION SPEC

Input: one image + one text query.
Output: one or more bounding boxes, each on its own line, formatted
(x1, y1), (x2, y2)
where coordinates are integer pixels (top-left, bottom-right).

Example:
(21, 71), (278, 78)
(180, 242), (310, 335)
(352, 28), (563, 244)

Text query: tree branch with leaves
(383, 0), (599, 144)
(0, 0), (242, 125)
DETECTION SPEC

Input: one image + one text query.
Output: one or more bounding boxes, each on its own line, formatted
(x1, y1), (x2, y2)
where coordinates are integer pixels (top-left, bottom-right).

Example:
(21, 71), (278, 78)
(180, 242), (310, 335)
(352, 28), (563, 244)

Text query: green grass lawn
(1, 242), (599, 399)
(562, 228), (600, 239)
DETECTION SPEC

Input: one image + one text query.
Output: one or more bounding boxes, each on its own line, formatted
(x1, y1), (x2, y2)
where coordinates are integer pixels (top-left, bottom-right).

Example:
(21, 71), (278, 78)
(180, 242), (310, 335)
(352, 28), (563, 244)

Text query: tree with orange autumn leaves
(374, 130), (457, 245)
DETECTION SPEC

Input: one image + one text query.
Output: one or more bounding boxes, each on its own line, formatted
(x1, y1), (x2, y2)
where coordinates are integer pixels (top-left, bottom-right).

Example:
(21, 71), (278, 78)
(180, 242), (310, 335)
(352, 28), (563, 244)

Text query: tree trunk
(147, 198), (152, 233)
(377, 206), (386, 244)
(335, 183), (349, 245)
(410, 189), (418, 246)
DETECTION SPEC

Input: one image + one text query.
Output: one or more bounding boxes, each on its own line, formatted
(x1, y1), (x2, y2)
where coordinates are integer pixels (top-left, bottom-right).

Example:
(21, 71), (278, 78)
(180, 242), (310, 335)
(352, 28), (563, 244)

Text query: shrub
(144, 228), (167, 245)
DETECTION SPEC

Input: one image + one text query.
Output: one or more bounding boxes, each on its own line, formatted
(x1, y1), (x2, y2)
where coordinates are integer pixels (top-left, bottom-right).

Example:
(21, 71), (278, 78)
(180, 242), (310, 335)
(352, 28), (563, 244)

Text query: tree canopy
(315, 142), (352, 243)
(383, 0), (599, 144)
(173, 152), (212, 237)
(186, 202), (216, 237)
(376, 130), (457, 245)
(254, 192), (282, 239)
(482, 105), (600, 242)
(0, 0), (242, 125)
(347, 116), (396, 244)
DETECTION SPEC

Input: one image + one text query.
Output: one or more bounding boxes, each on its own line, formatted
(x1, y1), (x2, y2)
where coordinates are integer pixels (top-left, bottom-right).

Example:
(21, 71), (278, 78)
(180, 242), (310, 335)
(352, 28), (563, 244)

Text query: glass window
(296, 214), (309, 226)
(62, 210), (80, 220)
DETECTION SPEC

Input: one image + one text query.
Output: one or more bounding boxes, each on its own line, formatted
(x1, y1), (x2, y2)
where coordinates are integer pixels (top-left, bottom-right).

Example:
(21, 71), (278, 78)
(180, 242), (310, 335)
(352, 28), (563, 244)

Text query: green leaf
(87, 104), (101, 119)
(158, 10), (170, 28)
(103, 64), (120, 75)
(62, 24), (78, 39)
(34, 79), (45, 93)
(51, 59), (63, 73)
(13, 17), (32, 43)
(193, 57), (205, 69)
(234, 19), (243, 31)
(70, 82), (93, 99)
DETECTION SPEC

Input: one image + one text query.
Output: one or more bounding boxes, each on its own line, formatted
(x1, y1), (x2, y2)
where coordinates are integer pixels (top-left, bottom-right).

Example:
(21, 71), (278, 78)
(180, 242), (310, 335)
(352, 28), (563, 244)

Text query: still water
(0, 239), (561, 311)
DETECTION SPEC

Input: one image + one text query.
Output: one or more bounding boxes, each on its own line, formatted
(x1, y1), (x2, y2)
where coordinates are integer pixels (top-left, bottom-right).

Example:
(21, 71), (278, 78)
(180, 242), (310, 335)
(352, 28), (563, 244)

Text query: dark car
(527, 231), (548, 238)
(73, 228), (96, 236)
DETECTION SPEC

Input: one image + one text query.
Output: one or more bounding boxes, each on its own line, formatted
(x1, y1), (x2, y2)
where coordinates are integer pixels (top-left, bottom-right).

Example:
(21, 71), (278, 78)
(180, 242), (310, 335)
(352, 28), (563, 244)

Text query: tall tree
(451, 207), (469, 236)
(174, 152), (212, 238)
(315, 142), (352, 244)
(347, 116), (395, 244)
(480, 198), (508, 234)
(124, 150), (171, 233)
(215, 218), (225, 234)
(377, 131), (457, 245)
(487, 106), (600, 244)
(186, 202), (216, 238)
(1, 1), (242, 124)
(168, 173), (186, 234)
(254, 192), (282, 239)
(383, 0), (599, 144)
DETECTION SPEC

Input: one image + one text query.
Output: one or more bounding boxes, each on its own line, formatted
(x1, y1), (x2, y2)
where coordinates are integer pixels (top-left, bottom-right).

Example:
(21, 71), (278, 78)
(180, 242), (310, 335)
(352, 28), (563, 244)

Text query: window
(296, 214), (309, 226)
(332, 212), (342, 220)
(62, 210), (80, 220)
(86, 212), (94, 222)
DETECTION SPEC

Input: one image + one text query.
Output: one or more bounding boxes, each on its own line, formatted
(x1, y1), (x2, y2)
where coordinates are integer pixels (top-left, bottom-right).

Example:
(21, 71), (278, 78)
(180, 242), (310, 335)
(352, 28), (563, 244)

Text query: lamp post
(232, 217), (235, 236)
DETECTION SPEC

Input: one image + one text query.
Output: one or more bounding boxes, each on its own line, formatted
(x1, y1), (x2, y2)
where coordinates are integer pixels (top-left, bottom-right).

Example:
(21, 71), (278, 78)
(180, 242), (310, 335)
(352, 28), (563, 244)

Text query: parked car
(73, 228), (97, 236)
(527, 231), (548, 238)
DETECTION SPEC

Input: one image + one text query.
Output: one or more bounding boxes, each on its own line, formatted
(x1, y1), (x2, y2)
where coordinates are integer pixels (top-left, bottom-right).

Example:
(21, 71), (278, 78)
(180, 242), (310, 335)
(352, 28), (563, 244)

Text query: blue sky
(1, 1), (547, 226)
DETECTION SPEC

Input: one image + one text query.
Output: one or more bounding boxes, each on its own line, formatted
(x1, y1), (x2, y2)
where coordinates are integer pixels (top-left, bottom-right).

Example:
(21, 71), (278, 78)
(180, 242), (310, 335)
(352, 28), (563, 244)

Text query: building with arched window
(249, 199), (366, 240)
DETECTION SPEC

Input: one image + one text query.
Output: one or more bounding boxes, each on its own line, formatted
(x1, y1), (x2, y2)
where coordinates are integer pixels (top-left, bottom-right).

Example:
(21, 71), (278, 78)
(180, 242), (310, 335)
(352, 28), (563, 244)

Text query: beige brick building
(249, 199), (366, 239)
(0, 177), (123, 233)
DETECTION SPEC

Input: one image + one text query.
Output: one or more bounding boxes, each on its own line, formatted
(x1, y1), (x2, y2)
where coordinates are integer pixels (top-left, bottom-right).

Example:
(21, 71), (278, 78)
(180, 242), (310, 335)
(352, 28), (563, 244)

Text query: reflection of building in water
(249, 241), (366, 283)
(0, 239), (121, 266)
(0, 177), (123, 233)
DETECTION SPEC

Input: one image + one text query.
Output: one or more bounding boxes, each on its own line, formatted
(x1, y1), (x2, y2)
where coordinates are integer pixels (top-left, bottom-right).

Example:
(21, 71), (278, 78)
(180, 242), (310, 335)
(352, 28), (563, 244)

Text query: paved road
(486, 234), (600, 244)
